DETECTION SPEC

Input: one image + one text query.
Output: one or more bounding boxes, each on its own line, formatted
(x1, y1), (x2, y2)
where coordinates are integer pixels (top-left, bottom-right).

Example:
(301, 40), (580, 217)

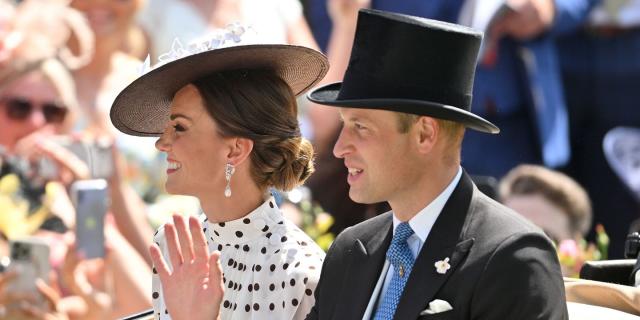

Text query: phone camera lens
(11, 243), (31, 261)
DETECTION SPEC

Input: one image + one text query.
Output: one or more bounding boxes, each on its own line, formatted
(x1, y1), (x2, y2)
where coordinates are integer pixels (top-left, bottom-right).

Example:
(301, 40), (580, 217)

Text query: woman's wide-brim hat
(111, 28), (329, 137)
(308, 9), (499, 134)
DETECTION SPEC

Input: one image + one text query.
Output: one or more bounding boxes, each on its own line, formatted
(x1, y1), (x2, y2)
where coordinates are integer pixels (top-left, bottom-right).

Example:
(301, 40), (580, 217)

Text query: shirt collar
(393, 167), (463, 243)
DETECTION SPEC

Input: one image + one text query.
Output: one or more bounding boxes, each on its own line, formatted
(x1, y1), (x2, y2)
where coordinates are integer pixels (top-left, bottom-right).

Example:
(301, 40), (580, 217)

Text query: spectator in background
(499, 164), (592, 243)
(68, 0), (146, 134)
(0, 0), (89, 188)
(68, 0), (159, 264)
(558, 0), (640, 258)
(0, 2), (152, 318)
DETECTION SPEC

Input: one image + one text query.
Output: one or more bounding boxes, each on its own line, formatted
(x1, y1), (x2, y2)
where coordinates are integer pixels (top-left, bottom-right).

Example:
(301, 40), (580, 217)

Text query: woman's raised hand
(149, 215), (224, 320)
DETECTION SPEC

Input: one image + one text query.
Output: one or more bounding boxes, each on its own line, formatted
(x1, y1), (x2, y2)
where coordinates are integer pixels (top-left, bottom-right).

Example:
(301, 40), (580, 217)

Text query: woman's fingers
(208, 251), (223, 294)
(149, 244), (171, 283)
(173, 215), (194, 262)
(17, 303), (46, 319)
(35, 140), (90, 181)
(190, 216), (208, 260)
(35, 279), (61, 312)
(163, 223), (184, 267)
(2, 291), (37, 306)
(0, 271), (18, 289)
(61, 244), (85, 297)
(61, 243), (97, 298)
(207, 251), (224, 317)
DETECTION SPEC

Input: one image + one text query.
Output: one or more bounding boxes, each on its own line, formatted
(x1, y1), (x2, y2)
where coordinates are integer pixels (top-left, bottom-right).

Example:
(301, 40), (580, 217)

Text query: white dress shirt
(363, 167), (463, 319)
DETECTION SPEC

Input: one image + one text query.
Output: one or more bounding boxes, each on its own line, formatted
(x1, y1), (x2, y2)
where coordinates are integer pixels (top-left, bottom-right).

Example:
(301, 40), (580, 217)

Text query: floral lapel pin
(434, 257), (451, 274)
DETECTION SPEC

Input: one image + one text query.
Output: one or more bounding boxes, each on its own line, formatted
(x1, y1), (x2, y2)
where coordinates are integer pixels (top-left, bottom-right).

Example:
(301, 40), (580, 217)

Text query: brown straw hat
(110, 31), (329, 137)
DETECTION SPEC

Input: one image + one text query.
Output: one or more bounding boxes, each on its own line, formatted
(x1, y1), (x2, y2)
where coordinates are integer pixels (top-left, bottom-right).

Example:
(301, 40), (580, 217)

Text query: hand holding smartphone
(38, 136), (115, 181)
(71, 179), (109, 259)
(6, 238), (51, 306)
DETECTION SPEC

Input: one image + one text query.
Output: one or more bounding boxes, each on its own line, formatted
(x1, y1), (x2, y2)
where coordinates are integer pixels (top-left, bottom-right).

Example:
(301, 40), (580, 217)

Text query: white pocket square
(419, 299), (453, 315)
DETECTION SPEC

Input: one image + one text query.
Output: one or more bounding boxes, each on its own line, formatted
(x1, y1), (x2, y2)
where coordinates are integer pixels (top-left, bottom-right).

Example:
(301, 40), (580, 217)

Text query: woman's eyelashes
(167, 118), (187, 132)
(174, 123), (186, 132)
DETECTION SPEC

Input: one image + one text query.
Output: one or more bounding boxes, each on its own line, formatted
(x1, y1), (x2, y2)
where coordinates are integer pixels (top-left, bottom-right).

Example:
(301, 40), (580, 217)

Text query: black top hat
(308, 9), (499, 134)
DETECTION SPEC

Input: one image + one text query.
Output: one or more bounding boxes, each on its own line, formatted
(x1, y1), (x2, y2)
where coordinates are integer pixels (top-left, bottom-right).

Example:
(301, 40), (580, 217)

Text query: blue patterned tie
(373, 222), (415, 320)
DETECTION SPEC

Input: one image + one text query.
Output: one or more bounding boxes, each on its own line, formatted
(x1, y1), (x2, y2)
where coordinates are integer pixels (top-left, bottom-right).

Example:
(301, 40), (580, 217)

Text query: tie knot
(394, 222), (414, 243)
(386, 222), (415, 266)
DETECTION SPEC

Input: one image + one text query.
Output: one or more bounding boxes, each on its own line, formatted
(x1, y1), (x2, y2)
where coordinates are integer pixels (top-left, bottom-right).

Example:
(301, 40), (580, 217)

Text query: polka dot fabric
(151, 197), (325, 319)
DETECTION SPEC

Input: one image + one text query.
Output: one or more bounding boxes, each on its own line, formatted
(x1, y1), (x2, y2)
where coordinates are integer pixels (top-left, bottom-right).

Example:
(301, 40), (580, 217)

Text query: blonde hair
(0, 0), (93, 131)
(499, 165), (592, 236)
(6, 0), (94, 69)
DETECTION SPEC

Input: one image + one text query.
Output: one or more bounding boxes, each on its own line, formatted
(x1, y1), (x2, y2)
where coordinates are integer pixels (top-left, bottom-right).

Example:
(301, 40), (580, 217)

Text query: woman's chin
(163, 182), (182, 195)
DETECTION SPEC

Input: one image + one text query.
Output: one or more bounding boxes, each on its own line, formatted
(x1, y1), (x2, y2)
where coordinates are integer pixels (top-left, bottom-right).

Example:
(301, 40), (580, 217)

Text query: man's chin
(348, 189), (380, 205)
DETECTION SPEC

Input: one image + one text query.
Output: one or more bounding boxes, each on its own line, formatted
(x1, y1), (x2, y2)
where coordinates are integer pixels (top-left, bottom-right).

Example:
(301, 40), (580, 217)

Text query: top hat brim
(111, 44), (329, 137)
(308, 82), (499, 134)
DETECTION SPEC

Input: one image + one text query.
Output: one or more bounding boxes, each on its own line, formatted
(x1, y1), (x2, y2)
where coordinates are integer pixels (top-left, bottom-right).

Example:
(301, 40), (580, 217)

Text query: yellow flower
(0, 174), (20, 194)
(0, 175), (50, 239)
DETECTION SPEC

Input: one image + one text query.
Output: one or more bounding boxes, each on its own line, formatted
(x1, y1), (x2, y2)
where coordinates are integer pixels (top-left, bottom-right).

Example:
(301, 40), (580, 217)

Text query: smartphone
(71, 179), (109, 259)
(6, 238), (51, 302)
(66, 138), (114, 179)
(38, 137), (114, 180)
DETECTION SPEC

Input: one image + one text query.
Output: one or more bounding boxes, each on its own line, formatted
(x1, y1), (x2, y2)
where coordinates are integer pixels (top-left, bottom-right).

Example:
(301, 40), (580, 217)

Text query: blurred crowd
(0, 0), (639, 318)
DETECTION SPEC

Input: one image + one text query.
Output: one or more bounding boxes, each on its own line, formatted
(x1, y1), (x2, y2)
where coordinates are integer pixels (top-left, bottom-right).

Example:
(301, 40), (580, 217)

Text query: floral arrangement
(281, 187), (335, 252)
(557, 224), (610, 278)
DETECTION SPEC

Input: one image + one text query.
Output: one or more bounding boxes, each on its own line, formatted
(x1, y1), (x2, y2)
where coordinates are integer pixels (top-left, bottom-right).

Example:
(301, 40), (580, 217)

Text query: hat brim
(308, 82), (499, 134)
(111, 44), (329, 137)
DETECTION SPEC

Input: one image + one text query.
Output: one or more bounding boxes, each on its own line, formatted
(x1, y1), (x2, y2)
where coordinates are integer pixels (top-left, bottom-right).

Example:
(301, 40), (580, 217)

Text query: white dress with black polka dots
(151, 197), (325, 319)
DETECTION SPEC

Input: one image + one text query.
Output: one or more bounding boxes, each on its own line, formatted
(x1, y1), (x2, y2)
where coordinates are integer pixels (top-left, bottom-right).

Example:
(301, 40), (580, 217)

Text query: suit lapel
(393, 172), (476, 320)
(333, 213), (393, 320)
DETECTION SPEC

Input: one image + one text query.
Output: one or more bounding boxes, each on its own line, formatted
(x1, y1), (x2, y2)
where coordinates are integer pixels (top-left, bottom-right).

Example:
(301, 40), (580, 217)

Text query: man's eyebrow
(347, 115), (370, 123)
(169, 113), (192, 121)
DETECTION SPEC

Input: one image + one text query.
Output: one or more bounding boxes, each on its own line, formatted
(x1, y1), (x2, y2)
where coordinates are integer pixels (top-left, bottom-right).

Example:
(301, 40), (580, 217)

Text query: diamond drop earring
(224, 163), (235, 197)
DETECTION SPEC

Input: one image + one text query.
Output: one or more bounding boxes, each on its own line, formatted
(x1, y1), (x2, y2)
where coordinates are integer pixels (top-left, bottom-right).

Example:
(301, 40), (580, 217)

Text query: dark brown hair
(192, 69), (314, 192)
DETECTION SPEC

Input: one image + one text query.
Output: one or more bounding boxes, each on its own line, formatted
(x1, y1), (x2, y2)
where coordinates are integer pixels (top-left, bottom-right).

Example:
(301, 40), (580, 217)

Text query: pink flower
(559, 239), (579, 258)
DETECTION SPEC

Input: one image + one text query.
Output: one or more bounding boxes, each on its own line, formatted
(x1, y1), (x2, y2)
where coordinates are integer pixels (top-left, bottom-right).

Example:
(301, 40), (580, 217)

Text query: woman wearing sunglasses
(0, 0), (88, 170)
(0, 59), (76, 151)
(0, 2), (156, 319)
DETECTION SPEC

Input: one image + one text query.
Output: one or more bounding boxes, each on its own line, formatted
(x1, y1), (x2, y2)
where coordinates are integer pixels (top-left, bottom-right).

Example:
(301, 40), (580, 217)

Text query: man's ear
(415, 116), (438, 154)
(226, 137), (254, 165)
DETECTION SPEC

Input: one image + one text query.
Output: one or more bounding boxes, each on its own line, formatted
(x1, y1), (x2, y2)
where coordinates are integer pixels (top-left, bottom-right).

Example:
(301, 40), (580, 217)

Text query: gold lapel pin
(399, 264), (405, 277)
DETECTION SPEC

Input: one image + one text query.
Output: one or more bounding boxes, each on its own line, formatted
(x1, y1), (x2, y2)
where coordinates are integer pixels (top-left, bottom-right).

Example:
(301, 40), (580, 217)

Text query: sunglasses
(0, 96), (68, 124)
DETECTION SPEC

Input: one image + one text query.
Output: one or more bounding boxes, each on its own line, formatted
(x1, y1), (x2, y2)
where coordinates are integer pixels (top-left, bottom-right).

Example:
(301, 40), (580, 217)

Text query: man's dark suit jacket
(306, 172), (568, 319)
